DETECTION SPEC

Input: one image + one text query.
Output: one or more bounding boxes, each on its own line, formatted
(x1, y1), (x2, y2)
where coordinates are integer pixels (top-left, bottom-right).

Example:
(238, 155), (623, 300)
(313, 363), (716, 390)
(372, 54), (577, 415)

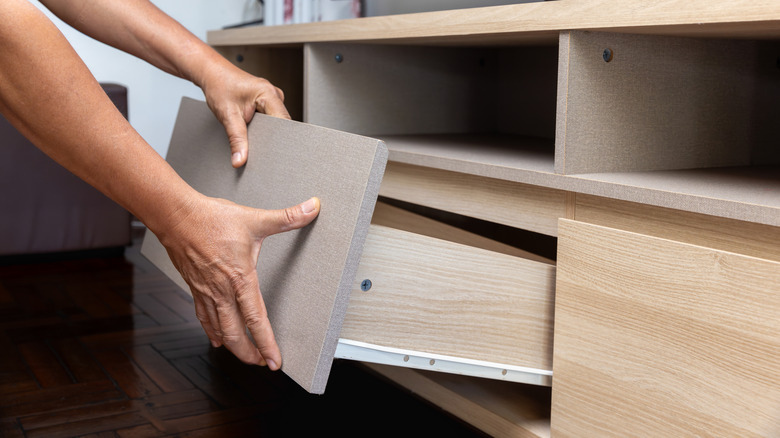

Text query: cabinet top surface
(208, 0), (780, 47)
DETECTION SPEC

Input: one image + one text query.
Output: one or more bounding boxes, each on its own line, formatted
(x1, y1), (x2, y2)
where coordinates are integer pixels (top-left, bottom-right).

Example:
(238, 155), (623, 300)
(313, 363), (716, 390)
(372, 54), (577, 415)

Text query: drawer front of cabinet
(551, 219), (780, 437)
(340, 203), (556, 376)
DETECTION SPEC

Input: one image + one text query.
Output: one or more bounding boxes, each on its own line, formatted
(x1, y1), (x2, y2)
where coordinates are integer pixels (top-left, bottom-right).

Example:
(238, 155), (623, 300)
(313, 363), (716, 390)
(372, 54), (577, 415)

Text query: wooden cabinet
(553, 219), (780, 437)
(207, 2), (780, 435)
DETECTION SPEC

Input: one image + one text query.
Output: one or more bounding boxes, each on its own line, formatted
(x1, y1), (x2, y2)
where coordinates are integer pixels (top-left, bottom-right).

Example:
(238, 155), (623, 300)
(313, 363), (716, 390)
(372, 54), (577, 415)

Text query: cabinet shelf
(572, 165), (780, 227)
(382, 133), (555, 179)
(208, 0), (780, 48)
(379, 133), (780, 227)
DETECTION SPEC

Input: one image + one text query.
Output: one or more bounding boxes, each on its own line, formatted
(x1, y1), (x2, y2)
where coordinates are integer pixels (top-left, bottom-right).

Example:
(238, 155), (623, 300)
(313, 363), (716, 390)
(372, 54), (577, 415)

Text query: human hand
(158, 193), (321, 369)
(199, 63), (290, 168)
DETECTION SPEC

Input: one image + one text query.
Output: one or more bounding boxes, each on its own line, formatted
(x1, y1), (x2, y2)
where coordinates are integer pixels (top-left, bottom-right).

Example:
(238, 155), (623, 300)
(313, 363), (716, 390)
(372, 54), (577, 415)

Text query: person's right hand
(157, 193), (321, 370)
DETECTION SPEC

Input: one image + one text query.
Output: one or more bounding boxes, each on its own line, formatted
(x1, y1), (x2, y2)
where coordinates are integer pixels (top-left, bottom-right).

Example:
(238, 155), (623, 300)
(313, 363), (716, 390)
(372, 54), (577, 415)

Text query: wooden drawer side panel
(551, 220), (780, 437)
(342, 224), (556, 371)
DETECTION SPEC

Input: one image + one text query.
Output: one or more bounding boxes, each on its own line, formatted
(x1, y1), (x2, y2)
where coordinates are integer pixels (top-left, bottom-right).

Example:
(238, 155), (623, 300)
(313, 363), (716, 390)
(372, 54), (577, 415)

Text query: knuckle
(281, 207), (298, 229)
(243, 310), (268, 329)
(221, 333), (242, 346)
(227, 270), (251, 294)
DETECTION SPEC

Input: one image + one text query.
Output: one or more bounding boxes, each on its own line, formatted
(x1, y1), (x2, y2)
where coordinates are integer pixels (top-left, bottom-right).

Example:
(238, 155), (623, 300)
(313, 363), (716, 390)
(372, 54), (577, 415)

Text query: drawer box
(338, 202), (556, 386)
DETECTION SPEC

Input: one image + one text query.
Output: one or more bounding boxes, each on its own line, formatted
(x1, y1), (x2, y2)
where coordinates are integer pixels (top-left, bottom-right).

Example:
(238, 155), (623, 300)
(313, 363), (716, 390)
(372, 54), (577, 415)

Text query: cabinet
(207, 1), (780, 436)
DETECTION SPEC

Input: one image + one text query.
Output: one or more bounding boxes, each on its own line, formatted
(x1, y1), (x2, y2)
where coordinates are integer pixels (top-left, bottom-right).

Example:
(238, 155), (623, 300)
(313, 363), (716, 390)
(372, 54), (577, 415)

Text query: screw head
(334, 53), (344, 63)
(360, 279), (372, 291)
(236, 54), (244, 63)
(602, 48), (613, 63)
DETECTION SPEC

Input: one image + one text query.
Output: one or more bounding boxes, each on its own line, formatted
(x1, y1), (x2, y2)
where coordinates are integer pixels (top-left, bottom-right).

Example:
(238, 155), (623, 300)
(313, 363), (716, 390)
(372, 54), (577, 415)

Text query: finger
(235, 277), (281, 371)
(193, 295), (222, 348)
(256, 92), (290, 120)
(257, 197), (320, 236)
(221, 109), (251, 168)
(214, 299), (264, 365)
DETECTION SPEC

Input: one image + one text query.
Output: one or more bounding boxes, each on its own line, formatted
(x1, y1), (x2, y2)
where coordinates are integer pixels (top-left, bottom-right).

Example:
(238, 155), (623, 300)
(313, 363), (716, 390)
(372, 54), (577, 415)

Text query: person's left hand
(200, 63), (290, 168)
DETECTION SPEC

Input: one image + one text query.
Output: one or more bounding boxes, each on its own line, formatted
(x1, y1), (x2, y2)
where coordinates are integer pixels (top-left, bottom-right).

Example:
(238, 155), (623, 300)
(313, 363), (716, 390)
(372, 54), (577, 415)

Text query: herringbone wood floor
(0, 234), (485, 437)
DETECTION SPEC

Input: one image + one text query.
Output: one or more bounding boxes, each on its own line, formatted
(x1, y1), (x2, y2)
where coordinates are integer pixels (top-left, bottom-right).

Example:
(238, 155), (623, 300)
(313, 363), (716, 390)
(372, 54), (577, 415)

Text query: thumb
(222, 111), (250, 168)
(257, 197), (321, 237)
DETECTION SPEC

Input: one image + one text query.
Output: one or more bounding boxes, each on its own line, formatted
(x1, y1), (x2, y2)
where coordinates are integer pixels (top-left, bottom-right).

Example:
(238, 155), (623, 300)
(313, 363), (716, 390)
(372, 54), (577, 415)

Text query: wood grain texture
(341, 207), (556, 370)
(556, 30), (760, 174)
(141, 97), (387, 394)
(208, 0), (780, 47)
(371, 202), (554, 265)
(573, 193), (780, 263)
(380, 162), (564, 237)
(366, 363), (551, 438)
(551, 220), (780, 437)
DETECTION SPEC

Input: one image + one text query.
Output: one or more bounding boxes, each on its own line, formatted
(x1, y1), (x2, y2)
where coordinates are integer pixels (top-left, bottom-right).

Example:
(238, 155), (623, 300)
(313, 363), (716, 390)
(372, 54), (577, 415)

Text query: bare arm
(0, 0), (320, 369)
(39, 0), (289, 168)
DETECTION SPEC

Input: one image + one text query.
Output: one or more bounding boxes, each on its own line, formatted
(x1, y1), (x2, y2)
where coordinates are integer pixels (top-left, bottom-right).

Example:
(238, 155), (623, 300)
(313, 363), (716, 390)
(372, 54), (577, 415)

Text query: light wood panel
(380, 162), (565, 237)
(371, 202), (554, 265)
(341, 218), (556, 370)
(208, 0), (780, 47)
(141, 98), (387, 394)
(556, 30), (760, 175)
(573, 193), (780, 262)
(376, 138), (780, 229)
(366, 364), (551, 438)
(552, 220), (780, 437)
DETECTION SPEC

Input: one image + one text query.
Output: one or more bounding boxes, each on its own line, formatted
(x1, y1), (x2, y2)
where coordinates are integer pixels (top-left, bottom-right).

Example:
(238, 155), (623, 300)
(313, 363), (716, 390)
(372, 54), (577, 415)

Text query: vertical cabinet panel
(555, 31), (778, 175)
(551, 219), (780, 437)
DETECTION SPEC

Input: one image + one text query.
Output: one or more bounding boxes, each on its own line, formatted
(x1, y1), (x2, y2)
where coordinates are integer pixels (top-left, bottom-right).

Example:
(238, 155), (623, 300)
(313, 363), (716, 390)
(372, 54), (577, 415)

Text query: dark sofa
(0, 83), (132, 257)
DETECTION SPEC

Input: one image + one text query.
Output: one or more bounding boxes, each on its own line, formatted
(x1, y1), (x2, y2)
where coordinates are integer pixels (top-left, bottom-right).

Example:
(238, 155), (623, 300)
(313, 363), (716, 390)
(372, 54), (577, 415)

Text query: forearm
(0, 1), (199, 235)
(38, 0), (228, 88)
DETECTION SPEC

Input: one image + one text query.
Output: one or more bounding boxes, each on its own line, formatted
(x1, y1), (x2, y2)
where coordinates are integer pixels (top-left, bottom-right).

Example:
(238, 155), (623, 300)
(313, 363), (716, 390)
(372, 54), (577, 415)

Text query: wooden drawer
(551, 219), (780, 437)
(337, 202), (556, 386)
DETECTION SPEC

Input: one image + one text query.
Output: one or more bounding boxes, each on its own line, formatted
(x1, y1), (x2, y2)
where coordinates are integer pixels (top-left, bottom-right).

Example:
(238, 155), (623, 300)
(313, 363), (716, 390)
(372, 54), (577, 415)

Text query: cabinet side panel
(559, 31), (759, 174)
(551, 219), (780, 437)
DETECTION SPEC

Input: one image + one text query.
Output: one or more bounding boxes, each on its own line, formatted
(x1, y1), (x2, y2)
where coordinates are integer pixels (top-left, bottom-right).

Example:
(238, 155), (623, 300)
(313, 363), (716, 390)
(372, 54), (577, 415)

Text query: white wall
(35, 0), (263, 157)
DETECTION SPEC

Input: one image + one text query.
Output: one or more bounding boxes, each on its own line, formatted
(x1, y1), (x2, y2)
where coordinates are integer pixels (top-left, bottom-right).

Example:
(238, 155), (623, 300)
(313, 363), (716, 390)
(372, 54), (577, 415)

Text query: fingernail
(232, 152), (241, 164)
(267, 359), (278, 370)
(301, 197), (318, 214)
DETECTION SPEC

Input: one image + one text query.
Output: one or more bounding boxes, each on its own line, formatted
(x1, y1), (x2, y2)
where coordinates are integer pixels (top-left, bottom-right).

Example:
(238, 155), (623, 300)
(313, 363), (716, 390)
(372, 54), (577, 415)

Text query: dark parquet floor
(0, 232), (486, 437)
